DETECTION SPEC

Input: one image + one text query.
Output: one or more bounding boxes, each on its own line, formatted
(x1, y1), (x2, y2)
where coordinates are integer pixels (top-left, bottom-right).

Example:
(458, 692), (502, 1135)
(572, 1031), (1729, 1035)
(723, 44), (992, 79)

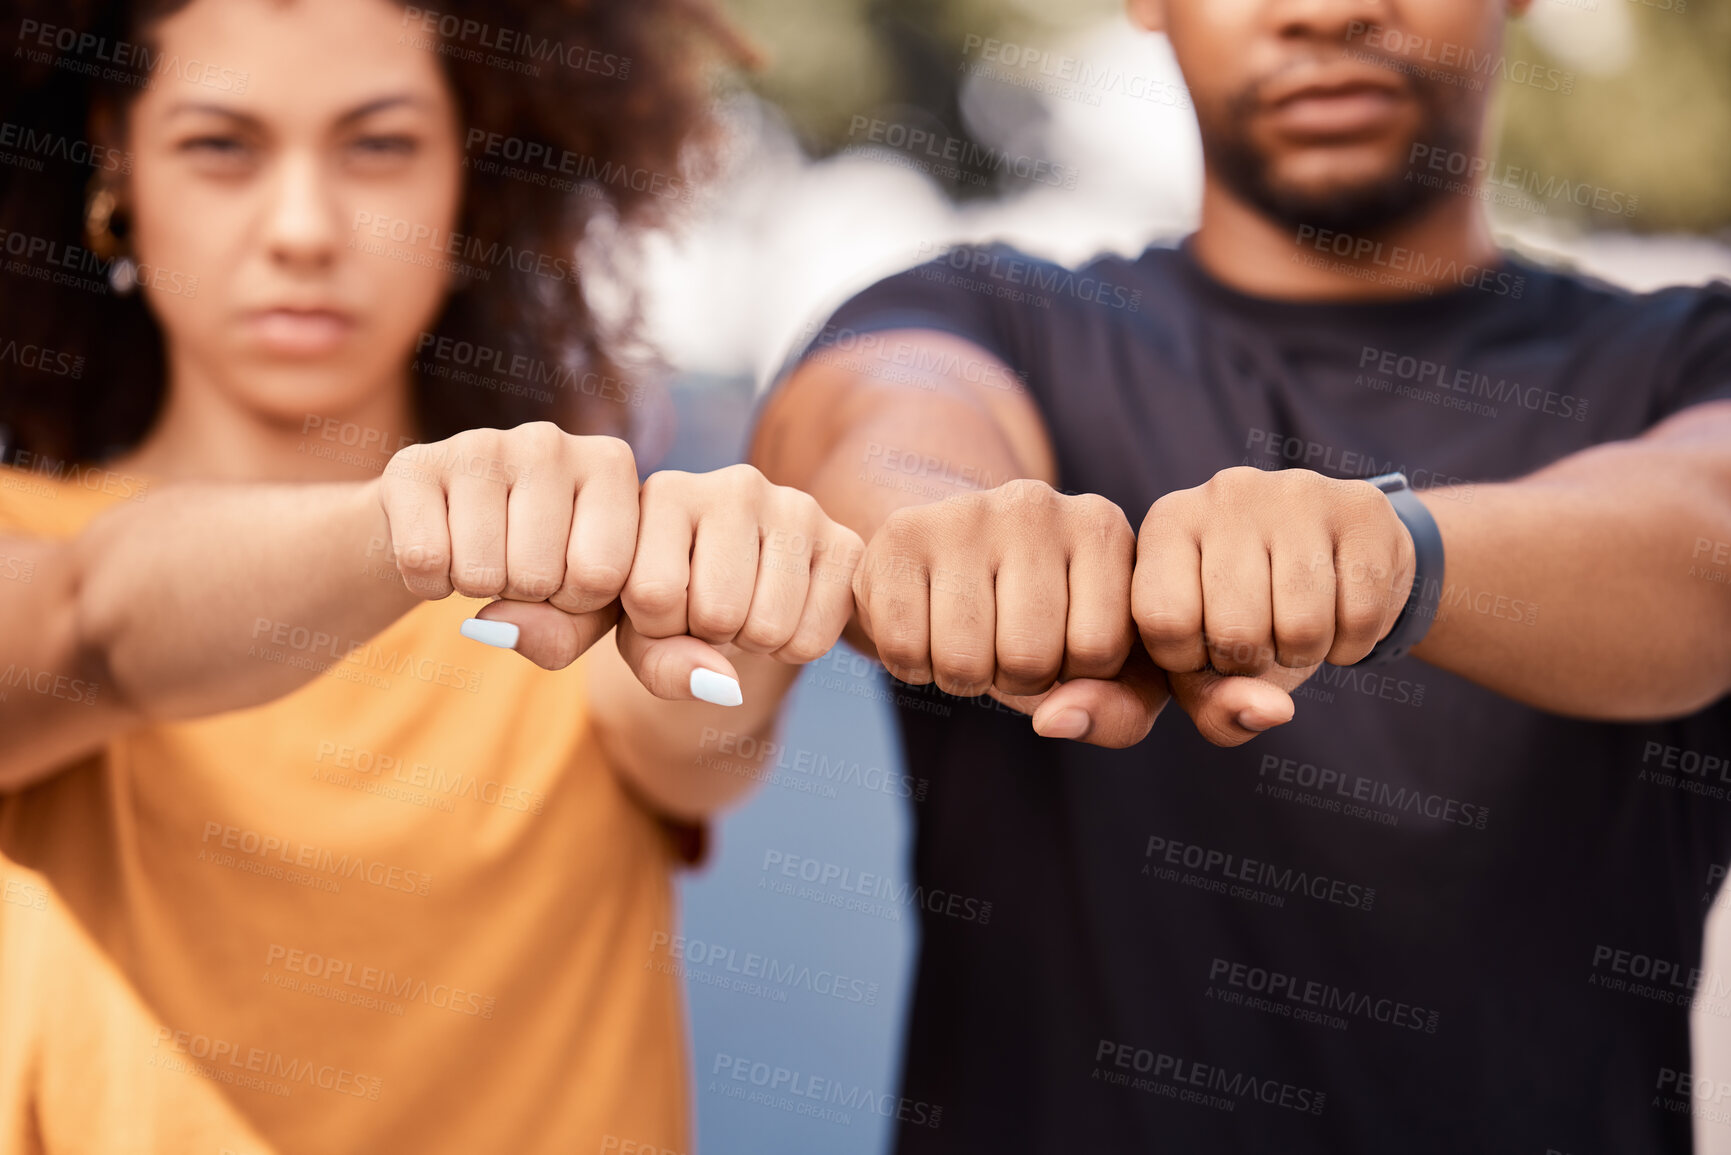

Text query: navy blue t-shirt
(789, 240), (1731, 1154)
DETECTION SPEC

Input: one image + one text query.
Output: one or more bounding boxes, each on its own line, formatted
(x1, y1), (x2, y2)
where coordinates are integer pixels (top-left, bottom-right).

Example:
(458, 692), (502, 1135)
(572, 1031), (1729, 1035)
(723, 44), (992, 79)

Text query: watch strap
(1354, 472), (1444, 666)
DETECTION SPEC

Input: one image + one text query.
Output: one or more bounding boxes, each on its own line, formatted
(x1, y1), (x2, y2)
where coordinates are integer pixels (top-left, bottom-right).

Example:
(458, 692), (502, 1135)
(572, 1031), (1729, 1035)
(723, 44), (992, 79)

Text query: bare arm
(1412, 399), (1731, 719)
(0, 479), (415, 791)
(751, 329), (1057, 650)
(753, 329), (1185, 748)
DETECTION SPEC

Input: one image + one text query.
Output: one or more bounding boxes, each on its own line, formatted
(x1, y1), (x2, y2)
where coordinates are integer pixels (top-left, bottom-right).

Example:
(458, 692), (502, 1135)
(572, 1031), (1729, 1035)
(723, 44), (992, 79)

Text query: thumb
(989, 647), (1172, 749)
(1166, 667), (1301, 748)
(614, 615), (745, 706)
(463, 599), (620, 670)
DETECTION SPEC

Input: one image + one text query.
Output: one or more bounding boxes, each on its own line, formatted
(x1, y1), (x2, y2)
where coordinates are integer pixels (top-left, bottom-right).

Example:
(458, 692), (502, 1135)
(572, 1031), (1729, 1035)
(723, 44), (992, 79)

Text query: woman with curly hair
(0, 0), (857, 1152)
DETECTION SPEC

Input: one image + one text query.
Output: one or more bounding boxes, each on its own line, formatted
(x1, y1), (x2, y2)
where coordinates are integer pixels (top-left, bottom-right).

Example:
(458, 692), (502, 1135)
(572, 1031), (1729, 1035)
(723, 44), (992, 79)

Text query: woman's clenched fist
(377, 423), (863, 704)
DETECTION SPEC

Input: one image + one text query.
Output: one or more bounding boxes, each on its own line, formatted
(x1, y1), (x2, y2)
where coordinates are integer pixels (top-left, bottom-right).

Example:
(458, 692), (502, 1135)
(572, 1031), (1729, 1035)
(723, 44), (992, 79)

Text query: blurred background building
(639, 3), (1731, 1151)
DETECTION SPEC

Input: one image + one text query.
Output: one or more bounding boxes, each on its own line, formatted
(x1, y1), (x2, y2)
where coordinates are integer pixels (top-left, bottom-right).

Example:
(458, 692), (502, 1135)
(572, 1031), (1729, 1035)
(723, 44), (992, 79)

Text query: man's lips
(1261, 67), (1409, 139)
(1267, 85), (1405, 138)
(242, 308), (355, 356)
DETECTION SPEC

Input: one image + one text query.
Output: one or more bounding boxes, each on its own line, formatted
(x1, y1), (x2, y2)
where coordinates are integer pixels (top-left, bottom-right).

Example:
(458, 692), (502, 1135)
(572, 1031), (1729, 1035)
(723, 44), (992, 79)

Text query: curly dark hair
(0, 0), (752, 466)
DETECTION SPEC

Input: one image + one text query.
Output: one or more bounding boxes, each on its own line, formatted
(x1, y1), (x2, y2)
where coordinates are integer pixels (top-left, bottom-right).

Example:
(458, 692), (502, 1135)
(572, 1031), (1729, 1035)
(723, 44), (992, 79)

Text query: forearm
(80, 479), (419, 715)
(1412, 413), (1731, 718)
(751, 335), (1053, 653)
(0, 479), (418, 789)
(587, 636), (804, 821)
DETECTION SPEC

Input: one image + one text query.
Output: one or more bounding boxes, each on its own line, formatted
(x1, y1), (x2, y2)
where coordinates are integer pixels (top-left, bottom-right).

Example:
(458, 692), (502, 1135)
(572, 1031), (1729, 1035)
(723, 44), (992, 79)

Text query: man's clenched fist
(1133, 466), (1417, 745)
(852, 479), (1168, 747)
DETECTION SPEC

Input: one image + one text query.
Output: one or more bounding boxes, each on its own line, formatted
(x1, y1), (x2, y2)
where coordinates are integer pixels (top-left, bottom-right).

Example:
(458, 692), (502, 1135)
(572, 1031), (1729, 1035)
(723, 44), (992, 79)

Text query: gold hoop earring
(84, 178), (138, 296)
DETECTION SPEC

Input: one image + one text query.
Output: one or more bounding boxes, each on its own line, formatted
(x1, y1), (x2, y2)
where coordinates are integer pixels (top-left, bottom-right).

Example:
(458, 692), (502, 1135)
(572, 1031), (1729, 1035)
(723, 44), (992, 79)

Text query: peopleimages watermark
(913, 242), (1144, 313)
(710, 1052), (942, 1129)
(199, 820), (434, 897)
(313, 739), (545, 815)
(1292, 226), (1525, 299)
(263, 942), (497, 1019)
(0, 338), (84, 380)
(1143, 834), (1376, 912)
(1, 450), (149, 503)
(1256, 754), (1489, 832)
(398, 6), (629, 80)
(1356, 344), (1587, 422)
(0, 227), (198, 299)
(0, 663), (99, 707)
(759, 849), (992, 925)
(464, 129), (696, 206)
(1638, 739), (1731, 802)
(149, 1026), (381, 1101)
(1344, 22), (1574, 96)
(247, 615), (485, 694)
(648, 931), (881, 1007)
(1243, 427), (1477, 498)
(348, 211), (580, 285)
(957, 34), (1191, 112)
(1657, 1067), (1731, 1129)
(0, 121), (129, 175)
(796, 320), (1028, 395)
(846, 116), (1079, 192)
(1406, 142), (1637, 219)
(1093, 1039), (1326, 1115)
(414, 332), (642, 407)
(1206, 956), (1440, 1034)
(1692, 537), (1731, 588)
(696, 728), (928, 803)
(15, 18), (249, 92)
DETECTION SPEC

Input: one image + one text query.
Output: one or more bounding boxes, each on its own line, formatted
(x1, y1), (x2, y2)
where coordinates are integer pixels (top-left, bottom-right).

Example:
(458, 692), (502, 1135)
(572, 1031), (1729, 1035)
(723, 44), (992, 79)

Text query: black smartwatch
(1353, 472), (1444, 666)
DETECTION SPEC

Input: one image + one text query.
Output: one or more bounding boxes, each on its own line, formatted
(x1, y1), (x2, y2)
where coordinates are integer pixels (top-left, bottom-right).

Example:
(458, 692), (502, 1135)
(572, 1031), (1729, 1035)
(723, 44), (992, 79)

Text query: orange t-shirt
(0, 465), (691, 1155)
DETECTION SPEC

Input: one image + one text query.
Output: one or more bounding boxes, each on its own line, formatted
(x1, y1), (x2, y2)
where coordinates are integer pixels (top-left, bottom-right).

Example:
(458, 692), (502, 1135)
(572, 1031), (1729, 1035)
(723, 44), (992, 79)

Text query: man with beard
(752, 0), (1731, 1151)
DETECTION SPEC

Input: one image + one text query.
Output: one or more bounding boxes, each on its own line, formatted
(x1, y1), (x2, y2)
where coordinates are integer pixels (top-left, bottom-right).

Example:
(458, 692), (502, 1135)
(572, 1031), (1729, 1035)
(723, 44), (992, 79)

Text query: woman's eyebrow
(161, 94), (432, 126)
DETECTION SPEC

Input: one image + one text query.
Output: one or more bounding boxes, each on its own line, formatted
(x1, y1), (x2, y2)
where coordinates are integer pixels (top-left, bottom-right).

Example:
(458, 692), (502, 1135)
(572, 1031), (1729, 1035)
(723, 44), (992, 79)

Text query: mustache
(1241, 48), (1417, 108)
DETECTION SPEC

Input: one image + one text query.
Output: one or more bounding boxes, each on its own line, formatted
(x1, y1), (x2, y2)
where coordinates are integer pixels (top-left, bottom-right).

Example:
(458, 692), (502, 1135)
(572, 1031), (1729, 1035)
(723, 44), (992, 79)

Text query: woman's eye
(351, 135), (418, 158)
(181, 135), (249, 158)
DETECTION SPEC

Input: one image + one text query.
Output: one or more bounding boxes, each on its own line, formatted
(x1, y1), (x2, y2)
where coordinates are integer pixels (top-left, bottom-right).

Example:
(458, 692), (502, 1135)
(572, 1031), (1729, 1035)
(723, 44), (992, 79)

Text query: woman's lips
(1265, 85), (1406, 139)
(244, 308), (355, 356)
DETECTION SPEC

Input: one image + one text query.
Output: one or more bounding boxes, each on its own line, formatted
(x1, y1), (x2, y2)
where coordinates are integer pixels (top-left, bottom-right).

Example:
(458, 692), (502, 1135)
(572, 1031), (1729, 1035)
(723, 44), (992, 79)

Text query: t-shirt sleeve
(775, 244), (1048, 388)
(1649, 280), (1731, 422)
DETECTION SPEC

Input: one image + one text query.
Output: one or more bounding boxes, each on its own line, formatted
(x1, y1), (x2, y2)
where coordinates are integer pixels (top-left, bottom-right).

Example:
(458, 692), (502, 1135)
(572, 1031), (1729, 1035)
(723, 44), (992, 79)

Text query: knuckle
(993, 477), (1055, 514)
(1208, 626), (1271, 668)
(934, 651), (994, 694)
(1276, 610), (1334, 647)
(585, 435), (636, 474)
(1337, 600), (1385, 639)
(1141, 491), (1193, 536)
(994, 643), (1060, 687)
(567, 560), (627, 599)
(1208, 465), (1263, 494)
(1066, 627), (1127, 671)
(716, 462), (764, 496)
(516, 419), (564, 448)
(640, 470), (690, 503)
(1135, 606), (1196, 646)
(876, 634), (929, 677)
(506, 569), (563, 601)
(454, 567), (506, 598)
(688, 598), (749, 639)
(737, 616), (794, 652)
(622, 578), (687, 620)
(394, 541), (449, 576)
(777, 636), (828, 665)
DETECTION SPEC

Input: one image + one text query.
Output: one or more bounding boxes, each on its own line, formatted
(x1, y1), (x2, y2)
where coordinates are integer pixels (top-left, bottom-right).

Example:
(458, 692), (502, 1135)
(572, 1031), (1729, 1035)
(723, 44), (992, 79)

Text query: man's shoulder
(1505, 250), (1731, 332)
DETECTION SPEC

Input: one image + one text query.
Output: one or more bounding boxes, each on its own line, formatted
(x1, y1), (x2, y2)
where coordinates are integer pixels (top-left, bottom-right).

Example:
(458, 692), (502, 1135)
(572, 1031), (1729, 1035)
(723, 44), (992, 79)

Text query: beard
(1204, 62), (1479, 238)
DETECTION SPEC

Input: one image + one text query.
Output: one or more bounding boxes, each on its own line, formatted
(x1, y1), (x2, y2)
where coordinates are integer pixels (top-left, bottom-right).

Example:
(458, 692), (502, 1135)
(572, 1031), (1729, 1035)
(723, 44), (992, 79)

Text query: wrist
(1353, 472), (1445, 665)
